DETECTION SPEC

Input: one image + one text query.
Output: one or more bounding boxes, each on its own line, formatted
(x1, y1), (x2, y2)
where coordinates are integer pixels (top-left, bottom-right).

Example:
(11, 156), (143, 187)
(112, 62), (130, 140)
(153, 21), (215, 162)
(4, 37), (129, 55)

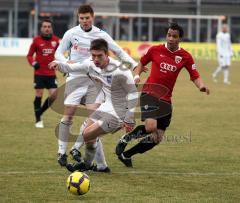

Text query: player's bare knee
(145, 120), (157, 133)
(35, 89), (43, 97)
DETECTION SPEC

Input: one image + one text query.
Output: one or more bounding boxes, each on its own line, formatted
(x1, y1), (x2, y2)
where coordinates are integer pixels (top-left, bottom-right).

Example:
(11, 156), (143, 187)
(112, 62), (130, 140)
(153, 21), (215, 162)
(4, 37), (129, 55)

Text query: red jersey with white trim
(140, 44), (200, 102)
(27, 35), (60, 76)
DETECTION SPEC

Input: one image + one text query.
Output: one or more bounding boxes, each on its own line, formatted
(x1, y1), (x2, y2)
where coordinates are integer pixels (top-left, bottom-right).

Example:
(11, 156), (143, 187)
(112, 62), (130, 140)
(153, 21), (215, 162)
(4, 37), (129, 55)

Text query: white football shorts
(89, 102), (124, 133)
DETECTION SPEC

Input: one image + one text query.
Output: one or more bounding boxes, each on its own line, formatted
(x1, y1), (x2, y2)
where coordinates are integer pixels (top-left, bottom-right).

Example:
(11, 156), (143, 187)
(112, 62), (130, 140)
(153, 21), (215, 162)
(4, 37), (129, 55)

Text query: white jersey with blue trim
(56, 57), (138, 123)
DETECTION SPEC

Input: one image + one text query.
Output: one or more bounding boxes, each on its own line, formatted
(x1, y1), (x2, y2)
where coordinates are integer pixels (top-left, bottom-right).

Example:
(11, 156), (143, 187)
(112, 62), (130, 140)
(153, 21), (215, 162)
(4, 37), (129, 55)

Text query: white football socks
(58, 119), (72, 155)
(94, 138), (108, 170)
(72, 121), (108, 170)
(212, 66), (222, 78)
(223, 68), (230, 83)
(72, 121), (87, 150)
(84, 142), (97, 168)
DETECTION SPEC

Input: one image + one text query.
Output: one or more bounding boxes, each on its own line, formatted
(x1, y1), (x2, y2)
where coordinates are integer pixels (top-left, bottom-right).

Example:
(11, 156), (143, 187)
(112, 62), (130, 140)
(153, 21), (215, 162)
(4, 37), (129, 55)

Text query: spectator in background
(27, 19), (60, 128)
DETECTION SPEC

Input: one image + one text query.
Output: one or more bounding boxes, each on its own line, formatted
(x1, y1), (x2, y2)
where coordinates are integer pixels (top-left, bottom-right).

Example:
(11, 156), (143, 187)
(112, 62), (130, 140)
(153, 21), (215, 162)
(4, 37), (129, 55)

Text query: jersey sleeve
(101, 33), (138, 69)
(55, 31), (72, 62)
(57, 59), (89, 73)
(184, 54), (200, 81)
(26, 39), (37, 66)
(140, 46), (153, 66)
(118, 69), (138, 123)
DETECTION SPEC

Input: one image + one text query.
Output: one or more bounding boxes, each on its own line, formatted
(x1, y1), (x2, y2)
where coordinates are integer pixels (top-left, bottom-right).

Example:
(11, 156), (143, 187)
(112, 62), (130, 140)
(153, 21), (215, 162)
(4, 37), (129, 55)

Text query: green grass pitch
(0, 56), (240, 202)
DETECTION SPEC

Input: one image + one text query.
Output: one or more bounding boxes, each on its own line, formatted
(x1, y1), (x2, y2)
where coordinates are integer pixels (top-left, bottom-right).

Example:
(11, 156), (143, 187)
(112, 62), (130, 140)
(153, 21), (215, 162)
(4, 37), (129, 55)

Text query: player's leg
(212, 66), (222, 79)
(123, 127), (164, 158)
(115, 125), (149, 156)
(34, 89), (44, 127)
(58, 76), (88, 166)
(33, 75), (44, 128)
(118, 118), (160, 167)
(65, 118), (101, 172)
(57, 105), (77, 166)
(69, 102), (99, 162)
(83, 119), (106, 169)
(223, 66), (230, 84)
(69, 96), (100, 149)
(39, 88), (57, 114)
(86, 103), (109, 172)
(117, 95), (172, 167)
(70, 120), (110, 172)
(66, 112), (120, 172)
(66, 118), (106, 171)
(70, 120), (87, 162)
(82, 113), (119, 170)
(212, 55), (224, 82)
(223, 57), (231, 84)
(93, 138), (110, 172)
(70, 89), (109, 172)
(116, 93), (171, 155)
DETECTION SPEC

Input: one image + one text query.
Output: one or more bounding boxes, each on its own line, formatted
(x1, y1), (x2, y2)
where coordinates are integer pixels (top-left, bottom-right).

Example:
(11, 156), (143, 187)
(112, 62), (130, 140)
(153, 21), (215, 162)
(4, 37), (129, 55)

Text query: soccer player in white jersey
(54, 4), (137, 171)
(49, 39), (138, 172)
(212, 24), (233, 85)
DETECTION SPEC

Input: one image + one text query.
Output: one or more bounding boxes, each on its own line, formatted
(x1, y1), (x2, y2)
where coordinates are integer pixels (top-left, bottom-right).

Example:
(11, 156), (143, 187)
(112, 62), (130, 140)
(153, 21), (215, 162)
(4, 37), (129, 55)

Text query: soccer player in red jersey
(116, 22), (210, 167)
(27, 19), (60, 128)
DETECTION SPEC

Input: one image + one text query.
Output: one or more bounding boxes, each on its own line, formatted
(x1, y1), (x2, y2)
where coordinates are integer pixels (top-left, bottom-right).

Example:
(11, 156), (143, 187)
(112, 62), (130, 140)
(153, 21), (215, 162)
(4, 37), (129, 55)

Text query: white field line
(0, 170), (240, 176)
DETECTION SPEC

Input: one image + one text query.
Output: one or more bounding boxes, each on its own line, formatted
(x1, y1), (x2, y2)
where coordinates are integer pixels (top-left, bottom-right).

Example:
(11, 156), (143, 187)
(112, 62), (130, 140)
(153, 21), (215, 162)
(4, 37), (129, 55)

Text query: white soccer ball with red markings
(66, 171), (90, 195)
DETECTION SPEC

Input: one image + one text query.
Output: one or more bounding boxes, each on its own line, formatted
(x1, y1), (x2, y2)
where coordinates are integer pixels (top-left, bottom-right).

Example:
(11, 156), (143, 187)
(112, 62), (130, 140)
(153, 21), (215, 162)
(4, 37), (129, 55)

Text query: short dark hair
(90, 39), (108, 53)
(40, 19), (53, 27)
(167, 22), (184, 38)
(78, 4), (94, 16)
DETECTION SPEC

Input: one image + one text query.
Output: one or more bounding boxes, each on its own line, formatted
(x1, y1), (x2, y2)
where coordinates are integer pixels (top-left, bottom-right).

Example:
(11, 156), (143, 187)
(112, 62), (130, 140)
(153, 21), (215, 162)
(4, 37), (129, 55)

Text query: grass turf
(0, 56), (239, 202)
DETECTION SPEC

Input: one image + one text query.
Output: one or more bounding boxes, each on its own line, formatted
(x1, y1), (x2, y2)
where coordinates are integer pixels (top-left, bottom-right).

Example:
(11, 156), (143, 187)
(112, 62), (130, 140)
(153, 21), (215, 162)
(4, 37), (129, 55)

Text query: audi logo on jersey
(160, 62), (177, 72)
(42, 48), (54, 54)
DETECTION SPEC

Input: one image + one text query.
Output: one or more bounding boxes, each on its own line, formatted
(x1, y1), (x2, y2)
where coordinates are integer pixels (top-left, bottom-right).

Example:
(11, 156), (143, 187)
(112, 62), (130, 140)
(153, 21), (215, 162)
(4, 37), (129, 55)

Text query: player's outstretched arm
(49, 60), (88, 74)
(193, 77), (210, 95)
(102, 33), (138, 70)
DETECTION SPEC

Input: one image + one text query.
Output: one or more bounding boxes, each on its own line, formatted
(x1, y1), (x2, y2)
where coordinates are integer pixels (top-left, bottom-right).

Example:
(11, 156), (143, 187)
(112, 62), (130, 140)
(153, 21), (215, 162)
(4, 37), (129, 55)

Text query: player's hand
(200, 86), (210, 95)
(48, 61), (59, 70)
(32, 61), (40, 70)
(134, 75), (140, 84)
(142, 66), (148, 72)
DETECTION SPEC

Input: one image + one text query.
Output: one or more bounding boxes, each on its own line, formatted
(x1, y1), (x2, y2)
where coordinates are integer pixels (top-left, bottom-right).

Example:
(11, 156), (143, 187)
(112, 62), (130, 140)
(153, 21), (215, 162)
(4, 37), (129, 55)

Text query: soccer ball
(66, 171), (90, 195)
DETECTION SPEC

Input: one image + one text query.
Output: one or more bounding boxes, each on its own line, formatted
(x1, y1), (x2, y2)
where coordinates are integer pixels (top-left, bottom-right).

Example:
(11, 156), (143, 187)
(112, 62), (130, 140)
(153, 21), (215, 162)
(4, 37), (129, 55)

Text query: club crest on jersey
(175, 56), (182, 64)
(106, 76), (112, 84)
(51, 41), (57, 47)
(192, 64), (197, 70)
